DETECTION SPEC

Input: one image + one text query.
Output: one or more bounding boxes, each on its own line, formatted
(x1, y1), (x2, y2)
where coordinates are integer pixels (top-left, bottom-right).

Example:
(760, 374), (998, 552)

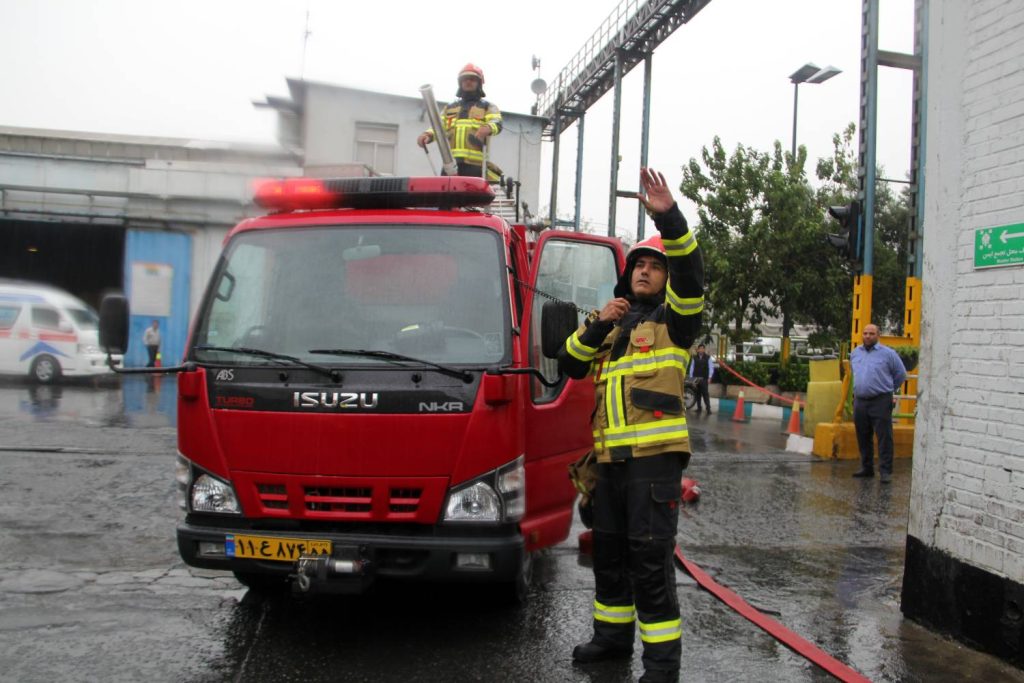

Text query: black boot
(639, 668), (680, 682)
(572, 641), (632, 663)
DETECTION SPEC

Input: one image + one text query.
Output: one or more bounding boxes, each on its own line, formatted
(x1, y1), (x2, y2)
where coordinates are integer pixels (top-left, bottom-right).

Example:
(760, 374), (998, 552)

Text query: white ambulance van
(0, 280), (121, 383)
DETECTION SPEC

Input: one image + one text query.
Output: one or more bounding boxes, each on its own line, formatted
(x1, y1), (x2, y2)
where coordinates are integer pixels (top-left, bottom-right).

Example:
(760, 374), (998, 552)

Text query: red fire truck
(100, 175), (624, 599)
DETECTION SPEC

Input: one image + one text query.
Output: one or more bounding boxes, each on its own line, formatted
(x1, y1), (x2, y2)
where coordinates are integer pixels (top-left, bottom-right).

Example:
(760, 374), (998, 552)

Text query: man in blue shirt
(849, 324), (907, 483)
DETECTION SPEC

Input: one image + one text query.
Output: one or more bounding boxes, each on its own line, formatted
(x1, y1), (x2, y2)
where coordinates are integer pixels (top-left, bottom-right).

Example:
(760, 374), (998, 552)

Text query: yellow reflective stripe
(607, 375), (625, 429)
(603, 359), (688, 379)
(565, 332), (598, 362)
(593, 423), (689, 449)
(666, 286), (704, 317)
(606, 347), (690, 370)
(663, 232), (697, 256)
(594, 600), (636, 624)
(602, 348), (692, 379)
(600, 416), (688, 435)
(639, 618), (682, 643)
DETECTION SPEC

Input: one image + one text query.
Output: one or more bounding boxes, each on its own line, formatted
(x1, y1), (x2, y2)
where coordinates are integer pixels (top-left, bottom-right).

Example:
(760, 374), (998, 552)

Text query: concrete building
(0, 80), (544, 370)
(0, 126), (301, 367)
(902, 0), (1024, 667)
(258, 78), (546, 214)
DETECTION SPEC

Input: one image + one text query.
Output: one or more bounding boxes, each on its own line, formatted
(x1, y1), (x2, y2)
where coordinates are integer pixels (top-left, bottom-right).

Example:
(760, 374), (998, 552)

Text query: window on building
(354, 123), (398, 175)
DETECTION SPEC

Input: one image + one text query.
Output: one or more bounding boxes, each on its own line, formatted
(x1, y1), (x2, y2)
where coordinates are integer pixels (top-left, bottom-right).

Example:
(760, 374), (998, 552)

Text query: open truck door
(518, 230), (624, 550)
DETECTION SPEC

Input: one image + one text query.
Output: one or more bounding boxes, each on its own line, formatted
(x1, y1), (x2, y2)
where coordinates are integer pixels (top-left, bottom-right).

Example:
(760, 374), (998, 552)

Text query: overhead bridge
(536, 0), (714, 236)
(537, 0), (712, 130)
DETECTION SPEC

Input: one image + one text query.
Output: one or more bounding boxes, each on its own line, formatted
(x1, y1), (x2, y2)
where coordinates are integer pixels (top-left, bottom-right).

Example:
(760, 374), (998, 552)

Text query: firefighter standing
(558, 168), (704, 683)
(417, 63), (503, 181)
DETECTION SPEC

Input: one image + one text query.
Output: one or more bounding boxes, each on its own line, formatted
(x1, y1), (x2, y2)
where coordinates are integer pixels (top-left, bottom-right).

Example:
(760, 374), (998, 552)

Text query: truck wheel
(233, 571), (288, 594)
(31, 355), (61, 384)
(502, 550), (535, 606)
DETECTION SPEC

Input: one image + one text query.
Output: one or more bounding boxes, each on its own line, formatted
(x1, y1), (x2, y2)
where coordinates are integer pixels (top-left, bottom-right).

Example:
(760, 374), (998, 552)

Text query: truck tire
(31, 355), (62, 385)
(233, 571), (288, 594)
(502, 550), (535, 606)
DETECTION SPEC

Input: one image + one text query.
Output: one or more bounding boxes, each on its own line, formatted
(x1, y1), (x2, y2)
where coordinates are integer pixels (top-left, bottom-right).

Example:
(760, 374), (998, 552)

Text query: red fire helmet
(458, 63), (485, 84)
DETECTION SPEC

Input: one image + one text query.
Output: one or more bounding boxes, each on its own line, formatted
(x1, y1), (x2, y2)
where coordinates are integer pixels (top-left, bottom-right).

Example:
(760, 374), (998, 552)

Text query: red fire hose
(714, 357), (798, 405)
(674, 545), (871, 682)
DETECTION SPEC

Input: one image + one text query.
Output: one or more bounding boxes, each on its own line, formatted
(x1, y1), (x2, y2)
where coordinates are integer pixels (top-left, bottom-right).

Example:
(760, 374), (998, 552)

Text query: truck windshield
(193, 225), (509, 366)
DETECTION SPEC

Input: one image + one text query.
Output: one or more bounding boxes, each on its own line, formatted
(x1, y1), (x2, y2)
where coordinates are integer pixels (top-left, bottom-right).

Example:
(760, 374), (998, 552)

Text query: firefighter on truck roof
(558, 167), (704, 683)
(417, 63), (503, 182)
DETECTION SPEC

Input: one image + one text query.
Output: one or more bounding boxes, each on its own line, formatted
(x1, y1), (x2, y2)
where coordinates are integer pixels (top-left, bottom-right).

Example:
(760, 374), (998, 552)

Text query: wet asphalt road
(0, 377), (1022, 682)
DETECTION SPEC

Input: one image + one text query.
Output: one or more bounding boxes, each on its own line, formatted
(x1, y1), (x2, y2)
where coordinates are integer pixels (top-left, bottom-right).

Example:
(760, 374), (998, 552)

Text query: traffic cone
(731, 390), (748, 422)
(786, 400), (802, 435)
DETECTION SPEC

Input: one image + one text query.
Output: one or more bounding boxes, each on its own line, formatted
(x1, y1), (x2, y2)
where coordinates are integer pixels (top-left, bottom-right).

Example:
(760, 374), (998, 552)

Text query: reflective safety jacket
(558, 204), (704, 464)
(425, 97), (503, 179)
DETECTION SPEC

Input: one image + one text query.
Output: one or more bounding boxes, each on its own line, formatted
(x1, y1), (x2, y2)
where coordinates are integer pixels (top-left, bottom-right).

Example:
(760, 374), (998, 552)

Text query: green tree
(761, 142), (850, 344)
(680, 137), (773, 339)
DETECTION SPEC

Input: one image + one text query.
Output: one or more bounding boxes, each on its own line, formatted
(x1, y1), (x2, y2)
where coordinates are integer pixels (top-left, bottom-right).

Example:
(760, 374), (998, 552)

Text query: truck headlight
(191, 473), (241, 514)
(77, 343), (102, 355)
(444, 481), (501, 522)
(496, 456), (525, 522)
(443, 455), (525, 523)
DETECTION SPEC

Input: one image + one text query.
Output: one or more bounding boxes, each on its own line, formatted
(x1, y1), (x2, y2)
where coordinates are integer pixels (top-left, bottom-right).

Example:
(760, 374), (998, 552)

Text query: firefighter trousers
(590, 451), (687, 674)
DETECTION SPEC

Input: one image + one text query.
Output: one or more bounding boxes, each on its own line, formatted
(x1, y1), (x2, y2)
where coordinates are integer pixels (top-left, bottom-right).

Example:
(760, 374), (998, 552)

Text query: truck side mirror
(541, 300), (579, 359)
(99, 294), (129, 354)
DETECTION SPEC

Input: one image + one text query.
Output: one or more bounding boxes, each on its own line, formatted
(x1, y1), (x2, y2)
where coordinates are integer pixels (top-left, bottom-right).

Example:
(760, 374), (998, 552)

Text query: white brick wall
(909, 0), (1024, 582)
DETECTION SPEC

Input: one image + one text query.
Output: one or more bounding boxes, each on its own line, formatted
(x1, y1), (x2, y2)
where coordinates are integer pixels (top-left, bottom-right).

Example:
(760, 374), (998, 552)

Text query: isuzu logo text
(292, 391), (379, 409)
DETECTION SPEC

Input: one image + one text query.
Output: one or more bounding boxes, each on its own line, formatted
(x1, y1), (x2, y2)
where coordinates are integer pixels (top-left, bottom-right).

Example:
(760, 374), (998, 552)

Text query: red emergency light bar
(253, 176), (495, 212)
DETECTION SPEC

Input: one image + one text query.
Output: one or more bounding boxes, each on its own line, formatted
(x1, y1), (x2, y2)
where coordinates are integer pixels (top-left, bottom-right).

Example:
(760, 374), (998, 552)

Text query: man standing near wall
(143, 320), (161, 368)
(850, 324), (907, 483)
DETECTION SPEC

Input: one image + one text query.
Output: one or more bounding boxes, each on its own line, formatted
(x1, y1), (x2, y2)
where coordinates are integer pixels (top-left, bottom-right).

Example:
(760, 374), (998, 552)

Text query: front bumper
(177, 521), (525, 586)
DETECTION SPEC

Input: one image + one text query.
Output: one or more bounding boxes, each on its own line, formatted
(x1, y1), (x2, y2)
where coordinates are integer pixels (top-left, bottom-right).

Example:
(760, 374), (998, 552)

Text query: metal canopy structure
(539, 0), (713, 236)
(537, 0), (712, 130)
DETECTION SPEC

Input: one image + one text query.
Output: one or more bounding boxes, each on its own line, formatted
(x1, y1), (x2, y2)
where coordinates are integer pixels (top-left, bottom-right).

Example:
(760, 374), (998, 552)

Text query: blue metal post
(608, 51), (623, 237)
(549, 106), (562, 228)
(574, 113), (585, 231)
(861, 0), (880, 276)
(637, 52), (653, 240)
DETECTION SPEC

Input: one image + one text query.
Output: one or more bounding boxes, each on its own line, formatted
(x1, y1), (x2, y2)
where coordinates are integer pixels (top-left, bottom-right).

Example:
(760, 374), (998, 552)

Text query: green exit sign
(975, 223), (1024, 269)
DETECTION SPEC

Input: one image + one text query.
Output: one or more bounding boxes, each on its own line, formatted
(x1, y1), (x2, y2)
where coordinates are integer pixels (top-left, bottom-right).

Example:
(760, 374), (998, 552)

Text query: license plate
(226, 534), (332, 562)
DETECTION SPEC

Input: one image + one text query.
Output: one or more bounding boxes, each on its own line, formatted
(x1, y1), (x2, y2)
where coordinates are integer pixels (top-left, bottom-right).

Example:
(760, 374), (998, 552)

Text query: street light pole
(791, 81), (800, 158)
(788, 63), (842, 158)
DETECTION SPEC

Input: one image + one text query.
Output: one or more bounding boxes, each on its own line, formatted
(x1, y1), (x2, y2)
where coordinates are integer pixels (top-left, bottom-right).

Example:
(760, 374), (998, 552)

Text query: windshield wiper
(308, 348), (473, 383)
(194, 345), (339, 380)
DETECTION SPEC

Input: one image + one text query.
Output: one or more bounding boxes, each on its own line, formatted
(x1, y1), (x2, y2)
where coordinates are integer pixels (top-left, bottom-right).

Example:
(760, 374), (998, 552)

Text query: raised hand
(636, 167), (675, 215)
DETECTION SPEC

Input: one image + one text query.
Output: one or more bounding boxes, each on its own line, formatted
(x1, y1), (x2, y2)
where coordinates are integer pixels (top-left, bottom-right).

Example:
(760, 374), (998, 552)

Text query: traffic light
(826, 200), (863, 266)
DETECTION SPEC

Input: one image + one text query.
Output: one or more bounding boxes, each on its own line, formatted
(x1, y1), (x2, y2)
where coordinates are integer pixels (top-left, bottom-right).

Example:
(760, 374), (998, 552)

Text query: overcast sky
(1, 0), (916, 236)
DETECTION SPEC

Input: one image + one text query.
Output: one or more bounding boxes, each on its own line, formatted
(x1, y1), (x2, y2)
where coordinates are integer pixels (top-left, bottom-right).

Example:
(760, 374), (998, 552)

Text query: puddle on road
(0, 375), (177, 428)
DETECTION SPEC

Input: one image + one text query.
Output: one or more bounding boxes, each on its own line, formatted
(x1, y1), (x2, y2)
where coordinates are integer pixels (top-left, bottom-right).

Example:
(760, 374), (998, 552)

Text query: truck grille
(242, 475), (445, 523)
(256, 483), (288, 509)
(305, 486), (373, 513)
